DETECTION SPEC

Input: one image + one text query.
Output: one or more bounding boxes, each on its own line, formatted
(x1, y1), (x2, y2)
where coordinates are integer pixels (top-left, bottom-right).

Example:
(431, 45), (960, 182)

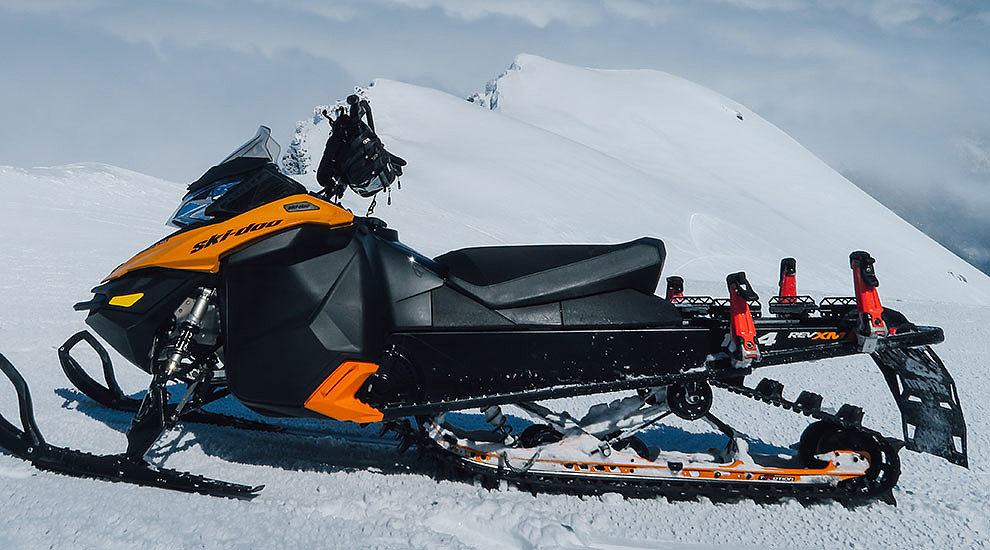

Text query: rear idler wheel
(799, 421), (882, 478)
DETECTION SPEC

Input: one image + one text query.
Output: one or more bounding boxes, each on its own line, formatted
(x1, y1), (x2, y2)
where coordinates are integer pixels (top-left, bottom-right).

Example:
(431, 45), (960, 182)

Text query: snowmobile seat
(433, 237), (665, 309)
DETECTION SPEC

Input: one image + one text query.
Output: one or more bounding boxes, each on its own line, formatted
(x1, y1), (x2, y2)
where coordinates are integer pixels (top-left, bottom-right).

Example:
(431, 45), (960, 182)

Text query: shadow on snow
(53, 386), (792, 481)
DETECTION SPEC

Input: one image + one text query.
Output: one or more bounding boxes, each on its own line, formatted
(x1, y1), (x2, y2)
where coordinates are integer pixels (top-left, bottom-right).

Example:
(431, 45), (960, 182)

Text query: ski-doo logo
(190, 219), (283, 253)
(787, 331), (847, 341)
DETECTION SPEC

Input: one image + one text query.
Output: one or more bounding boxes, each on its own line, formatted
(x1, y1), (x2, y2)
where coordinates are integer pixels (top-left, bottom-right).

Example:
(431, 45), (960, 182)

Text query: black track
(422, 373), (902, 505)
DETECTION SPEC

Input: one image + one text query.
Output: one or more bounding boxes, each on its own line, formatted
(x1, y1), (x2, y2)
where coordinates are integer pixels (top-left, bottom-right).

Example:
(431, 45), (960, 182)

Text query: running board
(872, 345), (968, 467)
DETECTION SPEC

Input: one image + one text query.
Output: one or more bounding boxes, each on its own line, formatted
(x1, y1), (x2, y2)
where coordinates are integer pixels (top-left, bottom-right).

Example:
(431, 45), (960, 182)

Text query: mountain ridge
(288, 55), (990, 304)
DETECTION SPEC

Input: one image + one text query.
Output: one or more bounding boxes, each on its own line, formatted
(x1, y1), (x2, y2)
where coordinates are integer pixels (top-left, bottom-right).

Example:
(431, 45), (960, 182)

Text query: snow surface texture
(0, 56), (988, 548)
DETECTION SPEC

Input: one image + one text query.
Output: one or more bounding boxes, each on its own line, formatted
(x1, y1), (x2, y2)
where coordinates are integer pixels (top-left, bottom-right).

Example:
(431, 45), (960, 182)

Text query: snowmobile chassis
(0, 258), (966, 503)
(0, 122), (968, 504)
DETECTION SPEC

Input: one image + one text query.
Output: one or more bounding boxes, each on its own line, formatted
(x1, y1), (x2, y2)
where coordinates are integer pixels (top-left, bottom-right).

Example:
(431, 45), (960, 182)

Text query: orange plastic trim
(104, 195), (354, 281)
(457, 443), (864, 482)
(304, 361), (384, 423)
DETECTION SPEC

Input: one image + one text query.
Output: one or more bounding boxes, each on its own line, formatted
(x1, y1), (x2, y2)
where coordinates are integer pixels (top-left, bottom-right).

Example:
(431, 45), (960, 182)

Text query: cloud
(712, 21), (871, 61)
(375, 0), (676, 28)
(372, 0), (985, 30)
(838, 0), (960, 29)
(717, 0), (807, 10)
(247, 0), (358, 22)
(958, 136), (990, 175)
(2, 0), (983, 34)
(0, 0), (117, 13)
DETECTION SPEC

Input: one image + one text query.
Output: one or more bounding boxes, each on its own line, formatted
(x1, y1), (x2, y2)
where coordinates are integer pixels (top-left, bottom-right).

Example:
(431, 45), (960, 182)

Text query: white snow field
(1, 56), (988, 549)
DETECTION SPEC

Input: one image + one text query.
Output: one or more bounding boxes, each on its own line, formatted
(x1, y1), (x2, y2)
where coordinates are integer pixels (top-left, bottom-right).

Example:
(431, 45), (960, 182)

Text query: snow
(1, 57), (989, 549)
(297, 54), (990, 305)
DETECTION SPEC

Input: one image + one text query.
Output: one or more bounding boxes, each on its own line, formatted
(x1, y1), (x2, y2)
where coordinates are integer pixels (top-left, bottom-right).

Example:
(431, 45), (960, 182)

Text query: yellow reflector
(108, 293), (144, 307)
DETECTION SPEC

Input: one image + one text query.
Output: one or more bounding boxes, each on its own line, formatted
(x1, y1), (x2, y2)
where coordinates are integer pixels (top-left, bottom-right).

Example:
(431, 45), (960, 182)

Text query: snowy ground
(1, 166), (988, 550)
(2, 56), (989, 548)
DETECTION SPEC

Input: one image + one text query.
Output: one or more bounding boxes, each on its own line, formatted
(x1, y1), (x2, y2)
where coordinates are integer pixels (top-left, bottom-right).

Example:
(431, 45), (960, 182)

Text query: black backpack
(316, 95), (406, 202)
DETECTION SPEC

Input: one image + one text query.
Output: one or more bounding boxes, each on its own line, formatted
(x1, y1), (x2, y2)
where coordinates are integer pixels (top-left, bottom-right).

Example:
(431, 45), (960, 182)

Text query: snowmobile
(0, 98), (968, 504)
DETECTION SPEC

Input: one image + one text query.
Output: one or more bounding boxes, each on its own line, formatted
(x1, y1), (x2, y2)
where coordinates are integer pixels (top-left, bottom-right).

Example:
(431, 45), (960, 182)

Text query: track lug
(755, 378), (784, 400)
(836, 404), (864, 426)
(794, 391), (823, 413)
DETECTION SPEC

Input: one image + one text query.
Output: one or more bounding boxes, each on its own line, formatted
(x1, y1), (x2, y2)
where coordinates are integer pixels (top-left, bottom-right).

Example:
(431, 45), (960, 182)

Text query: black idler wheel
(519, 424), (564, 448)
(799, 421), (882, 477)
(667, 381), (713, 420)
(612, 436), (653, 461)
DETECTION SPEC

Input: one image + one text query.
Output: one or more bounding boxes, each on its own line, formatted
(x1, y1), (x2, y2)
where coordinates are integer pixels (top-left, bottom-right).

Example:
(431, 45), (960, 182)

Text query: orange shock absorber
(666, 276), (684, 302)
(726, 272), (761, 365)
(849, 251), (888, 347)
(778, 258), (797, 298)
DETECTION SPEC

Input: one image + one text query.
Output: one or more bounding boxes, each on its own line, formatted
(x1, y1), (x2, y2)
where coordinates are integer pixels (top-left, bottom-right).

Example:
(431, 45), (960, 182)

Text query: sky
(1, 0), (988, 272)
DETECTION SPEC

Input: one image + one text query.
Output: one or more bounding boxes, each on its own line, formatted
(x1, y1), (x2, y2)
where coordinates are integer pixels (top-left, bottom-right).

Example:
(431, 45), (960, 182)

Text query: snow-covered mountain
(1, 57), (988, 549)
(291, 54), (990, 305)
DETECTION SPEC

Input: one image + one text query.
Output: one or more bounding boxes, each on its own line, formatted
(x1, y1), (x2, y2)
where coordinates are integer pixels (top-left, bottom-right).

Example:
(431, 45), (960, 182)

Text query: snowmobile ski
(0, 351), (261, 499)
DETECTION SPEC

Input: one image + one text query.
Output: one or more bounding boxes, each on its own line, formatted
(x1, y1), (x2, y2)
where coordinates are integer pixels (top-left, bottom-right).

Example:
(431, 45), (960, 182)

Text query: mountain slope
(294, 54), (990, 305)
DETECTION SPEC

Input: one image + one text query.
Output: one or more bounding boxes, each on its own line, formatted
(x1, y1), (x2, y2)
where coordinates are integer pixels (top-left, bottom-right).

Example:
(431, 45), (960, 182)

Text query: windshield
(220, 125), (280, 164)
(168, 126), (282, 228)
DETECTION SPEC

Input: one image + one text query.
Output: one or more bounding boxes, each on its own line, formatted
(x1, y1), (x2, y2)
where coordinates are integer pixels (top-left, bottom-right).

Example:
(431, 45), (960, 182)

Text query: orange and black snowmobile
(0, 98), (968, 503)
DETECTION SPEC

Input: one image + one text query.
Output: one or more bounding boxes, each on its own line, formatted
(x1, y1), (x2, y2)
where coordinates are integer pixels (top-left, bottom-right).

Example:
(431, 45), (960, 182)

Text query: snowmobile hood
(104, 195), (354, 281)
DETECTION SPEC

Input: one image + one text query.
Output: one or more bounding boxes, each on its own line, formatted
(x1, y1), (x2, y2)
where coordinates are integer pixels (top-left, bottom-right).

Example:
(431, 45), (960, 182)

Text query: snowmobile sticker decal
(190, 220), (283, 253)
(283, 201), (320, 212)
(103, 195), (354, 281)
(756, 331), (847, 348)
(788, 331), (847, 340)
